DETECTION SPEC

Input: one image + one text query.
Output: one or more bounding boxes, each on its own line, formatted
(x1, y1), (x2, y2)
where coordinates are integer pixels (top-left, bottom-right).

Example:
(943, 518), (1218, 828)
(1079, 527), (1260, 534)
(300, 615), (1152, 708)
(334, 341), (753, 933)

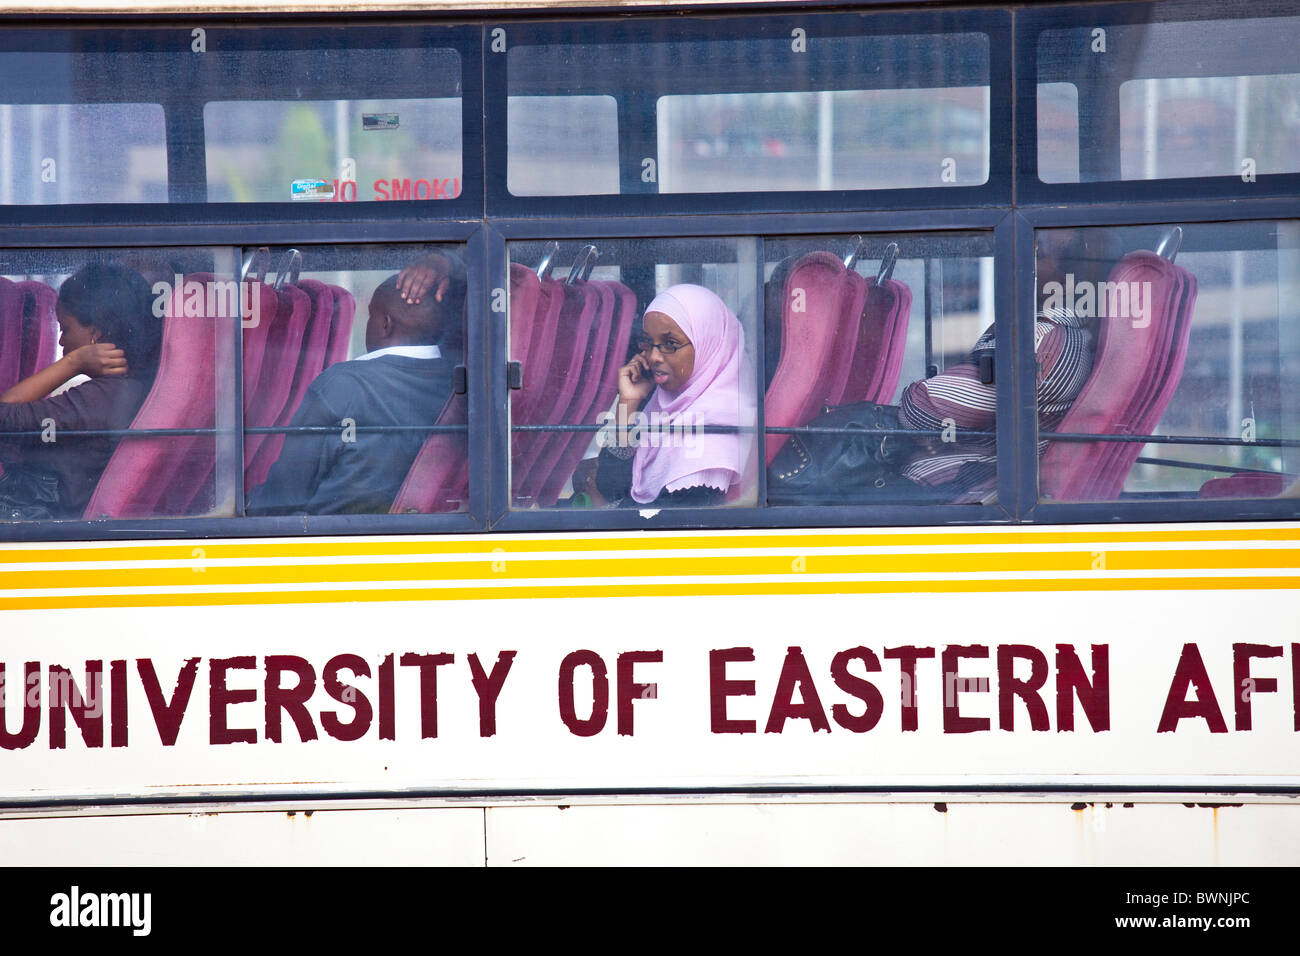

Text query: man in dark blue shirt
(248, 263), (463, 515)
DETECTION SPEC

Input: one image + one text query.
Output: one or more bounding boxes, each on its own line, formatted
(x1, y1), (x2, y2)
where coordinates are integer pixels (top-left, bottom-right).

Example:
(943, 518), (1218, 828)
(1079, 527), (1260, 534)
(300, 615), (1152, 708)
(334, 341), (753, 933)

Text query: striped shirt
(898, 309), (1093, 501)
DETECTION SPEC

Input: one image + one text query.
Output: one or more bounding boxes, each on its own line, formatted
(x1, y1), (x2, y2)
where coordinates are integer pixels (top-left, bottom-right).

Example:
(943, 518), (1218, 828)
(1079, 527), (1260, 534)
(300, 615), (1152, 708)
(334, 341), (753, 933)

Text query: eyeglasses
(635, 337), (690, 356)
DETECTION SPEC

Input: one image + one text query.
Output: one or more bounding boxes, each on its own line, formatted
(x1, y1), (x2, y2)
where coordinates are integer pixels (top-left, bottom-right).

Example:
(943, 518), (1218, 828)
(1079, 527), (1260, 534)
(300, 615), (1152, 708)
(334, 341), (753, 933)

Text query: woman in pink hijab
(594, 284), (755, 506)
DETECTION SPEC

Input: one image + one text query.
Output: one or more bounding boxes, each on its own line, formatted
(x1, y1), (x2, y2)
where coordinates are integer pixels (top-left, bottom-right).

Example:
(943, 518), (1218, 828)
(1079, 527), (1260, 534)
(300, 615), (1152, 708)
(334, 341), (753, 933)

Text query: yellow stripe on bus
(0, 574), (1297, 611)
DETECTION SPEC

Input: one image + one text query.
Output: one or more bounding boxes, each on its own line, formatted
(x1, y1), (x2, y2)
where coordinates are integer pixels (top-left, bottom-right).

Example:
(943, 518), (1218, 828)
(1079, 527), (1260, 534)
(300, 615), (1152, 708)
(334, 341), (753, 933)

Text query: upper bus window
(0, 248), (237, 520)
(206, 98), (462, 204)
(0, 103), (166, 205)
(505, 24), (990, 198)
(243, 244), (468, 516)
(1036, 222), (1300, 502)
(1035, 11), (1300, 184)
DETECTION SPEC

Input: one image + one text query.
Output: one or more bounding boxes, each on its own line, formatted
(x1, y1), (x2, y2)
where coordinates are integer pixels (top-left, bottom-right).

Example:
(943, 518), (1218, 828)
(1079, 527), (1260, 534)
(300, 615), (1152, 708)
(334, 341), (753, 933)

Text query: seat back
(762, 251), (866, 464)
(536, 279), (638, 506)
(242, 284), (312, 489)
(0, 277), (25, 393)
(834, 275), (912, 406)
(16, 281), (58, 382)
(512, 278), (599, 505)
(84, 274), (220, 518)
(1039, 251), (1198, 501)
(388, 392), (468, 513)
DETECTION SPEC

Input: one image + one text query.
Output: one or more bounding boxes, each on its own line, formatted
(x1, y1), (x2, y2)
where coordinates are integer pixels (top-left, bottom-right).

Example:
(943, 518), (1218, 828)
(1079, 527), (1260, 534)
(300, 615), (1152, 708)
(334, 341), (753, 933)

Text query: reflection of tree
(271, 105), (330, 195)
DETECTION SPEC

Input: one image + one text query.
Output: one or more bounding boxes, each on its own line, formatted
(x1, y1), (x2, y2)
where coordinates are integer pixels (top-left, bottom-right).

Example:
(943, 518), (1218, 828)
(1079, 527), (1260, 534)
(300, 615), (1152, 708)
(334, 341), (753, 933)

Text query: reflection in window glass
(508, 96), (619, 196)
(0, 104), (167, 204)
(242, 244), (468, 515)
(1036, 223), (1300, 502)
(1036, 13), (1300, 184)
(506, 27), (990, 198)
(507, 238), (759, 510)
(659, 88), (989, 192)
(1036, 83), (1079, 185)
(1119, 76), (1300, 181)
(0, 248), (237, 520)
(206, 99), (462, 203)
(762, 234), (996, 506)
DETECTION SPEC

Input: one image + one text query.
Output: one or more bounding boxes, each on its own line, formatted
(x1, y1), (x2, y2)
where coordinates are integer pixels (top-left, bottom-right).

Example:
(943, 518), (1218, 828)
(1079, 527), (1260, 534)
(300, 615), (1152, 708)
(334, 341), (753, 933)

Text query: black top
(594, 445), (726, 508)
(248, 353), (454, 515)
(0, 376), (150, 517)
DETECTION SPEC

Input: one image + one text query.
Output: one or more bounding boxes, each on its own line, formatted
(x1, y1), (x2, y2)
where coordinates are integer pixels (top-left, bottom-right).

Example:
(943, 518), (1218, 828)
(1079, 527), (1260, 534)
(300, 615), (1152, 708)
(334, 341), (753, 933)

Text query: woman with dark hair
(0, 262), (161, 519)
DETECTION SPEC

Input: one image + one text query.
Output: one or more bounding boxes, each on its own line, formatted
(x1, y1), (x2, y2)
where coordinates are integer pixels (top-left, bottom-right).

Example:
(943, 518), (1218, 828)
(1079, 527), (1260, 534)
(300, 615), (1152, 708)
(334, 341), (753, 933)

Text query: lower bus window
(243, 244), (468, 516)
(764, 233), (997, 507)
(1036, 222), (1300, 502)
(0, 248), (237, 520)
(508, 238), (760, 511)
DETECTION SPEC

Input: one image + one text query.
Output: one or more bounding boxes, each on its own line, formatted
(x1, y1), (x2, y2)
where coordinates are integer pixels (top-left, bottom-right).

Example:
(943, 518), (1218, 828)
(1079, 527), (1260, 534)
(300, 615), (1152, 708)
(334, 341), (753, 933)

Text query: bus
(0, 0), (1297, 870)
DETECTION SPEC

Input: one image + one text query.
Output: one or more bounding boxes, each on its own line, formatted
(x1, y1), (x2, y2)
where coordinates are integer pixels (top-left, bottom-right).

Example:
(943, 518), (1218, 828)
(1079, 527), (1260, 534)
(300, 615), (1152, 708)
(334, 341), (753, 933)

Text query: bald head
(366, 275), (454, 352)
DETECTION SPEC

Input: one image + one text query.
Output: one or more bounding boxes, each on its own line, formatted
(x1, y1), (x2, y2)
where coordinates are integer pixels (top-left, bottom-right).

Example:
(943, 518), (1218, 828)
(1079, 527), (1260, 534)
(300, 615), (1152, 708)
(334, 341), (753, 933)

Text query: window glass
(507, 96), (619, 196)
(0, 248), (237, 520)
(762, 233), (997, 506)
(659, 87), (989, 193)
(241, 244), (467, 516)
(1036, 222), (1300, 502)
(506, 27), (990, 198)
(1035, 12), (1300, 184)
(507, 238), (760, 510)
(206, 98), (462, 204)
(0, 104), (166, 204)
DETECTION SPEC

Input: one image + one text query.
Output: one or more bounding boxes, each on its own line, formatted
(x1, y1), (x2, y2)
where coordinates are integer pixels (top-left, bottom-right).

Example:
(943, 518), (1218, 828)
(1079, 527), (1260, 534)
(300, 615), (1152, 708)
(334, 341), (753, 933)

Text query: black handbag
(767, 401), (938, 506)
(0, 463), (63, 521)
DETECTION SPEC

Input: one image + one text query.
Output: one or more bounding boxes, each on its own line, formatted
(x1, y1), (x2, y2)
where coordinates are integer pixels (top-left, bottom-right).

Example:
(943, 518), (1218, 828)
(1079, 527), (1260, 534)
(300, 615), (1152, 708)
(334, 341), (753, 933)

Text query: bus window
(658, 86), (990, 193)
(1034, 9), (1300, 184)
(0, 249), (237, 520)
(1036, 222), (1300, 502)
(0, 103), (166, 205)
(507, 96), (620, 197)
(242, 244), (468, 516)
(508, 238), (760, 510)
(504, 22), (991, 198)
(763, 233), (997, 507)
(205, 97), (462, 204)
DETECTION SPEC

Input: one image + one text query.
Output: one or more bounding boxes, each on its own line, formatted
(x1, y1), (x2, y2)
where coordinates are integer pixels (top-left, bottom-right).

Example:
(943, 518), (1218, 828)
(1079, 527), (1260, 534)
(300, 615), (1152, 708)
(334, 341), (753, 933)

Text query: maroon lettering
(1233, 643), (1283, 731)
(558, 650), (608, 737)
(137, 658), (199, 747)
(378, 653), (395, 741)
(0, 662), (40, 750)
(1293, 644), (1299, 732)
(1056, 644), (1110, 732)
(400, 653), (453, 739)
(468, 651), (516, 738)
(321, 654), (372, 742)
(883, 645), (936, 732)
(414, 179), (432, 200)
(616, 650), (661, 736)
(942, 645), (990, 734)
(48, 662), (103, 750)
(209, 656), (257, 745)
(765, 646), (830, 734)
(709, 647), (756, 734)
(830, 646), (883, 733)
(264, 655), (319, 744)
(110, 660), (128, 748)
(1157, 643), (1228, 733)
(998, 645), (1050, 732)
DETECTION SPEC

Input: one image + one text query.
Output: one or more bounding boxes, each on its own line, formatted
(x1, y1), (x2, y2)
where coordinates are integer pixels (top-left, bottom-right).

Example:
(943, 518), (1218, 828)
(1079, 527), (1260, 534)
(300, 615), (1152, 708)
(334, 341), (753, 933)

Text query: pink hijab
(630, 284), (755, 504)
